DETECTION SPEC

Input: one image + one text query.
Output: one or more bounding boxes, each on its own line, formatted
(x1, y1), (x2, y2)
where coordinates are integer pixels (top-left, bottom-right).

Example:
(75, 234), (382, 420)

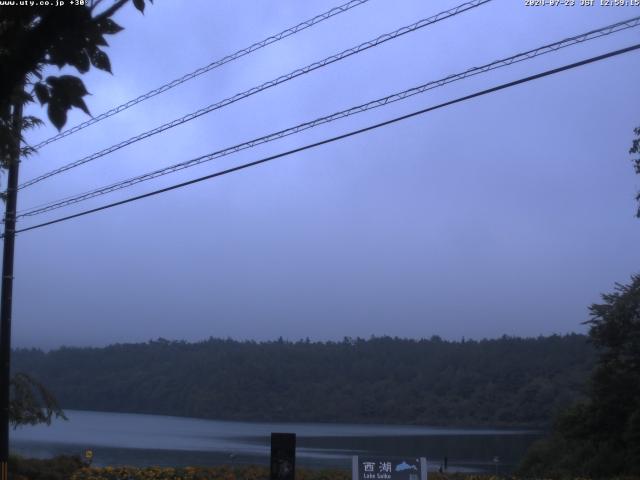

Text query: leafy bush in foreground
(519, 275), (640, 478)
(8, 454), (83, 480)
(69, 464), (350, 480)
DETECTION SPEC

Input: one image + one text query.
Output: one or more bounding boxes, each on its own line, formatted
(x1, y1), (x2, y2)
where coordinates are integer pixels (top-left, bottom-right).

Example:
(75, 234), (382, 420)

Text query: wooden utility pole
(0, 95), (23, 480)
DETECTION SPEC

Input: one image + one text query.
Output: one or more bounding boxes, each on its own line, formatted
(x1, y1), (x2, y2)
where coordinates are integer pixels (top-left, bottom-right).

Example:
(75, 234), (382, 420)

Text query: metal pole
(0, 95), (23, 480)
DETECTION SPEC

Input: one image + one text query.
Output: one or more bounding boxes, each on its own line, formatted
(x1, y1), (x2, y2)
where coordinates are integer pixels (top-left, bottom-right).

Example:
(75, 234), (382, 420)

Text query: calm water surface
(11, 410), (541, 472)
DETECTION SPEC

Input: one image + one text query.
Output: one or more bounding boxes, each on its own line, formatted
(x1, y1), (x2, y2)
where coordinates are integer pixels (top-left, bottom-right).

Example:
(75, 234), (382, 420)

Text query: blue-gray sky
(9, 0), (640, 348)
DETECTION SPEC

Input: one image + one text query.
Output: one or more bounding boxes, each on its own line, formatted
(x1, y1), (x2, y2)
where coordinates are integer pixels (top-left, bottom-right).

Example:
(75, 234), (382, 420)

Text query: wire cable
(10, 43), (640, 237)
(17, 15), (640, 219)
(32, 0), (372, 150)
(19, 0), (492, 190)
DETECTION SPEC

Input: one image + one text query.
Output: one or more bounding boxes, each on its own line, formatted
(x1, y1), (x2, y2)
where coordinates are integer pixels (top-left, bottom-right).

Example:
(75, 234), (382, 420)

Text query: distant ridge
(13, 334), (594, 427)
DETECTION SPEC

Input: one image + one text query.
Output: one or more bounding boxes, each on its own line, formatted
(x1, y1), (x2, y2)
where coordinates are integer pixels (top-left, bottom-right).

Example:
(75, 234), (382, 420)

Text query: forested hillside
(13, 335), (594, 427)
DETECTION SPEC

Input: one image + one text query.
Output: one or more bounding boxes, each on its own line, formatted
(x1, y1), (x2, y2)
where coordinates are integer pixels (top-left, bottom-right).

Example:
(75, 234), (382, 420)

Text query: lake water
(11, 410), (541, 473)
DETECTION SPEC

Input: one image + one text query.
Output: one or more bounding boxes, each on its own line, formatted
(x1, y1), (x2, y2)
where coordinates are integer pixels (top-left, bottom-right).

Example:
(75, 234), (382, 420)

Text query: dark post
(270, 432), (296, 480)
(0, 96), (23, 480)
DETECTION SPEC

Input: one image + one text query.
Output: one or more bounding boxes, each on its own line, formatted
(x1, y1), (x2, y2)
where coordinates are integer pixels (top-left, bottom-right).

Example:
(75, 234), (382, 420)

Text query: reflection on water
(11, 410), (542, 472)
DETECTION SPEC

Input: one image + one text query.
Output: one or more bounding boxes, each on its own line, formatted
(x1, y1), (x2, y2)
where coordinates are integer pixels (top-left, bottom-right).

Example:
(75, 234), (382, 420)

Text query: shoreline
(9, 456), (509, 480)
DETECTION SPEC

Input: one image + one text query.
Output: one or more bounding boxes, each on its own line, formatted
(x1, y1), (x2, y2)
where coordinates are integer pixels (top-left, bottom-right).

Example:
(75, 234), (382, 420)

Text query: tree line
(12, 334), (594, 428)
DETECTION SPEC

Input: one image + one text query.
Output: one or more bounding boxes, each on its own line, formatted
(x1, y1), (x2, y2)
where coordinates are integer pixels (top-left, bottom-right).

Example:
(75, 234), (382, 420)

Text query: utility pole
(0, 94), (23, 480)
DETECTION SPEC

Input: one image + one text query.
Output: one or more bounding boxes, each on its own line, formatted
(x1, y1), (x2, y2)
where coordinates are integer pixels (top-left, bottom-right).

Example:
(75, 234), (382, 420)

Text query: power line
(10, 43), (640, 237)
(19, 0), (492, 190)
(32, 0), (372, 150)
(17, 15), (640, 219)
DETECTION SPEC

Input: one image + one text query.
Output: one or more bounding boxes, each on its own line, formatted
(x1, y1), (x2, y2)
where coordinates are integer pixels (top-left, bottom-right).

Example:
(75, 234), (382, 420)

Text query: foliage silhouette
(14, 334), (594, 428)
(630, 126), (640, 217)
(519, 274), (640, 477)
(9, 373), (66, 428)
(0, 0), (152, 427)
(0, 0), (152, 132)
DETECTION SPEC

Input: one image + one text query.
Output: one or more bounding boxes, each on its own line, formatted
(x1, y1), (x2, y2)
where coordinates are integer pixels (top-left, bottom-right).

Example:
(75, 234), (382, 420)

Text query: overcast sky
(8, 0), (640, 349)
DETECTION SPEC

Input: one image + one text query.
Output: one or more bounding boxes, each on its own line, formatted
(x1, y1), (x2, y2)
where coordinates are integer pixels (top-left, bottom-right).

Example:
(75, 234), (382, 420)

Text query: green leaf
(45, 76), (61, 88)
(132, 0), (145, 13)
(33, 82), (50, 105)
(10, 373), (67, 428)
(70, 96), (91, 116)
(98, 18), (124, 35)
(47, 99), (67, 131)
(10, 89), (33, 106)
(48, 52), (67, 69)
(70, 49), (91, 74)
(57, 75), (89, 97)
(89, 48), (111, 73)
(44, 75), (91, 123)
(21, 116), (44, 131)
(19, 90), (34, 106)
(95, 34), (109, 47)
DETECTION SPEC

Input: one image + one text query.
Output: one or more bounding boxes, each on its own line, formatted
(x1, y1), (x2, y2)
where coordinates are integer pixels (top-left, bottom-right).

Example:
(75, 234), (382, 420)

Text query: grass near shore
(70, 467), (512, 480)
(8, 456), (517, 480)
(71, 464), (351, 480)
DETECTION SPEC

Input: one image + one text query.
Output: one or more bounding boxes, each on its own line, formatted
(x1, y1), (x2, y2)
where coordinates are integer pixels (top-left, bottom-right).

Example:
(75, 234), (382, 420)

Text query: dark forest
(13, 334), (594, 428)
